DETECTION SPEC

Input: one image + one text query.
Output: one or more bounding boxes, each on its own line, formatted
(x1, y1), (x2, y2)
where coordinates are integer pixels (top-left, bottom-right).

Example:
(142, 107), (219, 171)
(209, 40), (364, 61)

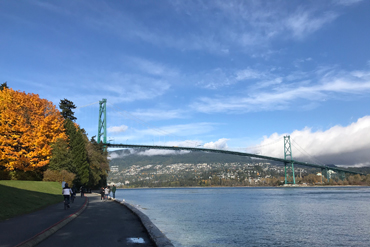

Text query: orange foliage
(0, 88), (67, 171)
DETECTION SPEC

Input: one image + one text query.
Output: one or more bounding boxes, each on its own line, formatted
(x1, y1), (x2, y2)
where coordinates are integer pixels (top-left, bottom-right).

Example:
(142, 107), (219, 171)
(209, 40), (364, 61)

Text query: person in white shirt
(62, 183), (72, 208)
(104, 187), (109, 201)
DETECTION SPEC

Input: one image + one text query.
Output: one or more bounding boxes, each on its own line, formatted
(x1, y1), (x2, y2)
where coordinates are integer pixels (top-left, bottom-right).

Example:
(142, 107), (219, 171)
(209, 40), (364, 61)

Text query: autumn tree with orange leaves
(0, 88), (67, 172)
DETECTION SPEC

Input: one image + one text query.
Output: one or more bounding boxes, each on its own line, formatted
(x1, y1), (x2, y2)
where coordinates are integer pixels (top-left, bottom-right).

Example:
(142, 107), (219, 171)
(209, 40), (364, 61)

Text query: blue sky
(1, 0), (370, 166)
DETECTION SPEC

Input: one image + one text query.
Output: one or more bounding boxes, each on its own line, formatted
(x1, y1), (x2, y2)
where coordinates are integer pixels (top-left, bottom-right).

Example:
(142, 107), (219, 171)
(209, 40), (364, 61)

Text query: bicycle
(64, 196), (70, 210)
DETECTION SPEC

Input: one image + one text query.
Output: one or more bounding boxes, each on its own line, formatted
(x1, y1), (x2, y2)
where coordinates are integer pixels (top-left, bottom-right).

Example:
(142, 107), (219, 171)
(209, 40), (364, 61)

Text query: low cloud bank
(108, 149), (131, 160)
(256, 116), (370, 167)
(108, 139), (230, 158)
(203, 138), (229, 149)
(137, 149), (190, 156)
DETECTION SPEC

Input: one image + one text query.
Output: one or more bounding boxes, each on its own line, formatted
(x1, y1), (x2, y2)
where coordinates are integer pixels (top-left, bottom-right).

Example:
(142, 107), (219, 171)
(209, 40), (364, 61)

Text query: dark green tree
(72, 128), (89, 186)
(0, 82), (8, 91)
(48, 138), (73, 172)
(86, 136), (109, 188)
(63, 119), (78, 173)
(59, 98), (77, 121)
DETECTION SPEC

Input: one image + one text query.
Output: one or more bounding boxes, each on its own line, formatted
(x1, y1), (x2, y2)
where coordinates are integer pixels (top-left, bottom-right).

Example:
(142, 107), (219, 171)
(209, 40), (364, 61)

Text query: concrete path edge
(15, 197), (89, 247)
(114, 199), (174, 247)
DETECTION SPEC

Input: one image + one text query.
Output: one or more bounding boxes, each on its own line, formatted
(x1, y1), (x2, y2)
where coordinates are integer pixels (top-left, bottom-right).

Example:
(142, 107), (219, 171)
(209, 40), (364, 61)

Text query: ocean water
(115, 187), (370, 247)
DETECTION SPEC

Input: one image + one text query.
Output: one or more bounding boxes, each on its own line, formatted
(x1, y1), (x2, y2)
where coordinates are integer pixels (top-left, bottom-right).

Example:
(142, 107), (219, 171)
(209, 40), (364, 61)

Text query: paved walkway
(0, 194), (87, 247)
(0, 194), (156, 247)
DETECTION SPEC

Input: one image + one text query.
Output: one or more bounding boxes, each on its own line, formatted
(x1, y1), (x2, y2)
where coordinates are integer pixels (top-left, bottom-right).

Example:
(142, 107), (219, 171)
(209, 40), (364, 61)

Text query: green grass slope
(0, 181), (64, 221)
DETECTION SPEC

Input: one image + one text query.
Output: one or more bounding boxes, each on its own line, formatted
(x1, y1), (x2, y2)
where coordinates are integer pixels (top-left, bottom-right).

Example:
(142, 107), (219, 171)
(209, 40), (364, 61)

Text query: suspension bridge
(92, 99), (364, 185)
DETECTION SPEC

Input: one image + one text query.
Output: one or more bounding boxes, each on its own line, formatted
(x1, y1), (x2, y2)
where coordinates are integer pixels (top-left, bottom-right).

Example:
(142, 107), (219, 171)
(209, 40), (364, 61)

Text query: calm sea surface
(115, 187), (370, 247)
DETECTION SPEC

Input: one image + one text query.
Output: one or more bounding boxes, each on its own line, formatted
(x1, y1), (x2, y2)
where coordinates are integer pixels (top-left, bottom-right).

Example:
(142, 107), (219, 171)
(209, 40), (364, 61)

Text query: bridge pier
(284, 136), (295, 185)
(326, 168), (330, 183)
(284, 162), (296, 184)
(98, 99), (107, 144)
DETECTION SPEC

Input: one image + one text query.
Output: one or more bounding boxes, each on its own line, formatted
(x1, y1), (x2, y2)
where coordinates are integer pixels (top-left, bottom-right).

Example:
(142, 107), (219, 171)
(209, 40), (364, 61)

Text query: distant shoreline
(116, 184), (368, 189)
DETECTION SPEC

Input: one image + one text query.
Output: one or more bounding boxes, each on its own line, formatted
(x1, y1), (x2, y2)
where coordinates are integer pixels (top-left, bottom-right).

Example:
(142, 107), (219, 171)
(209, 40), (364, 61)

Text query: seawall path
(0, 193), (173, 247)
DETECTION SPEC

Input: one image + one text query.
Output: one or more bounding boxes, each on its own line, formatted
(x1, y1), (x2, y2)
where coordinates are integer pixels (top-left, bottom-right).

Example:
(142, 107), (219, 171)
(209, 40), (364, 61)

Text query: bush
(43, 169), (75, 186)
(0, 170), (10, 180)
(366, 174), (370, 186)
(8, 170), (43, 181)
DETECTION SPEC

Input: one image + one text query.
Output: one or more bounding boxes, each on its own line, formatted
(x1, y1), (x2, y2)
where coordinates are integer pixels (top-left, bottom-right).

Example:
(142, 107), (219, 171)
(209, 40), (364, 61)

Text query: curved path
(0, 194), (165, 247)
(0, 194), (87, 247)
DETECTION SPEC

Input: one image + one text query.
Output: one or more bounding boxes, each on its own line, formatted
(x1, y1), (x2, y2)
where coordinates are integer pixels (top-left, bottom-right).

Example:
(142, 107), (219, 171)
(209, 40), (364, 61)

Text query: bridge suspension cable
(75, 101), (100, 109)
(244, 136), (284, 151)
(291, 139), (325, 166)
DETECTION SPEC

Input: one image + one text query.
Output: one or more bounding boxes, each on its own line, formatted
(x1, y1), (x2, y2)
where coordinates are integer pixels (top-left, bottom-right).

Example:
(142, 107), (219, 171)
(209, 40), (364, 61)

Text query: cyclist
(62, 183), (72, 209)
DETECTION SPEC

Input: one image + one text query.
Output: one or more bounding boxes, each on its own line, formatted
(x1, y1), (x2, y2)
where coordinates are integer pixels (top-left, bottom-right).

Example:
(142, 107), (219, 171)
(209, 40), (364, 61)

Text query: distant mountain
(108, 149), (369, 174)
(108, 148), (255, 168)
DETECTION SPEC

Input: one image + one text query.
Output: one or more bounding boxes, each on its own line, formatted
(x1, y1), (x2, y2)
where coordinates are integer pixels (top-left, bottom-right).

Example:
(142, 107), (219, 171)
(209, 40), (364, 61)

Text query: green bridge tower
(97, 98), (107, 144)
(284, 135), (296, 184)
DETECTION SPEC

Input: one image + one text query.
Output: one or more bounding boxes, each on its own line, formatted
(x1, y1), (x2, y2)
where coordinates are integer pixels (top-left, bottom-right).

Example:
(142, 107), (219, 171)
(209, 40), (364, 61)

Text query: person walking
(62, 183), (72, 209)
(100, 187), (105, 201)
(80, 186), (84, 197)
(104, 186), (109, 201)
(112, 184), (116, 199)
(71, 185), (77, 203)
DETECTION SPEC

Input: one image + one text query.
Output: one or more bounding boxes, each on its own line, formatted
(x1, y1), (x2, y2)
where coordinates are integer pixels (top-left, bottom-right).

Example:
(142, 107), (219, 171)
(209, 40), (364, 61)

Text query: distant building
(110, 166), (119, 173)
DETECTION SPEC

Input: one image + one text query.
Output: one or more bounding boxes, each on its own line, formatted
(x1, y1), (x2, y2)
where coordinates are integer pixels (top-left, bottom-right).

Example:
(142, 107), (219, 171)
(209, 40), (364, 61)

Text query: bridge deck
(105, 144), (364, 175)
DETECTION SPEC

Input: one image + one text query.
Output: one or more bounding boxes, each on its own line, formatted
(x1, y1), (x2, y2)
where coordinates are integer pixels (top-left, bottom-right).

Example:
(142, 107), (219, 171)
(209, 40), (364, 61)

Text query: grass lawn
(0, 180), (64, 221)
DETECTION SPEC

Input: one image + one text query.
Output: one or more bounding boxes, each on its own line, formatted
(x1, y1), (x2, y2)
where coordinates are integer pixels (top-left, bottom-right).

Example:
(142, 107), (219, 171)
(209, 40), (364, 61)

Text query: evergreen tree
(72, 128), (89, 186)
(0, 82), (8, 91)
(86, 136), (109, 188)
(48, 138), (73, 172)
(59, 98), (77, 121)
(63, 119), (77, 173)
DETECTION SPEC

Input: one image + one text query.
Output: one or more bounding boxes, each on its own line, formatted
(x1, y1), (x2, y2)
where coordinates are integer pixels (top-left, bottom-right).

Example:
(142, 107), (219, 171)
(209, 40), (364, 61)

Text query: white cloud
(25, 0), (366, 56)
(69, 1), (350, 54)
(105, 123), (216, 147)
(130, 109), (188, 121)
(256, 116), (370, 167)
(159, 140), (203, 148)
(195, 68), (234, 89)
(191, 68), (370, 113)
(24, 68), (172, 107)
(235, 68), (266, 81)
(108, 152), (122, 160)
(204, 138), (229, 150)
(139, 122), (217, 137)
(285, 10), (338, 39)
(108, 125), (128, 133)
(195, 67), (275, 90)
(108, 145), (191, 157)
(293, 57), (313, 67)
(125, 57), (179, 77)
(333, 0), (363, 6)
(103, 73), (171, 104)
(137, 149), (190, 156)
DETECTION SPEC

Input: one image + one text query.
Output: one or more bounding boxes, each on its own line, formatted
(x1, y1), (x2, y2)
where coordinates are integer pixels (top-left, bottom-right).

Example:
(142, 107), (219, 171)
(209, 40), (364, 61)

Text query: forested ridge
(109, 149), (254, 169)
(109, 147), (370, 188)
(0, 82), (109, 188)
